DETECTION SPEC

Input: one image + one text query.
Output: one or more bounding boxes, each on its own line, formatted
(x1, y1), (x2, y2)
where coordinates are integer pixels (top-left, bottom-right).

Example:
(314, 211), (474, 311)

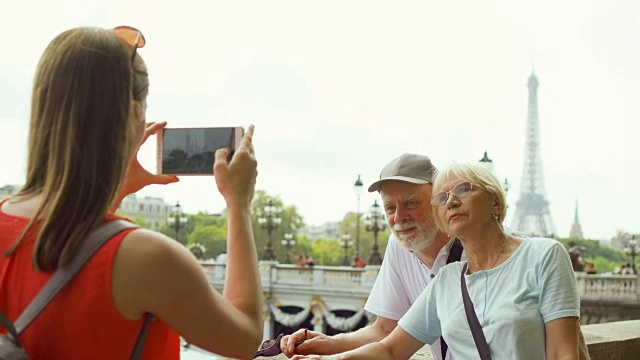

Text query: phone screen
(158, 127), (240, 175)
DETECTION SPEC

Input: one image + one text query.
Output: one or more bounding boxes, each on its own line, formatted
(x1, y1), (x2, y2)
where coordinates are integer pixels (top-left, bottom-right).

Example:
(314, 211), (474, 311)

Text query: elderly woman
(292, 162), (581, 360)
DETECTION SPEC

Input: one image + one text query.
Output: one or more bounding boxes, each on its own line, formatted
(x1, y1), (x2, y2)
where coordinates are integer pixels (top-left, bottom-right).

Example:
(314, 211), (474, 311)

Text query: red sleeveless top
(0, 201), (179, 359)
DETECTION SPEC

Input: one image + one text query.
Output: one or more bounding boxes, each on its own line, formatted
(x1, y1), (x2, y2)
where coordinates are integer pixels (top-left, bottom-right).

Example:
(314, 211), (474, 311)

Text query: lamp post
(281, 233), (296, 264)
(626, 236), (638, 274)
(479, 151), (510, 205)
(340, 233), (353, 266)
(167, 201), (188, 244)
(258, 199), (282, 261)
(479, 151), (494, 172)
(354, 174), (364, 259)
(365, 200), (386, 265)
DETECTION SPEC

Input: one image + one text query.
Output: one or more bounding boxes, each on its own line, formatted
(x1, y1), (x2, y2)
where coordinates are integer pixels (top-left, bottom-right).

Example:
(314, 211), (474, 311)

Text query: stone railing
(201, 261), (378, 296)
(575, 273), (639, 301)
(203, 262), (640, 302)
(574, 273), (640, 324)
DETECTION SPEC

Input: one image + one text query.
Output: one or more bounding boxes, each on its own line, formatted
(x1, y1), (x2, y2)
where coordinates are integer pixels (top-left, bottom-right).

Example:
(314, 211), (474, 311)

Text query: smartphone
(157, 126), (243, 176)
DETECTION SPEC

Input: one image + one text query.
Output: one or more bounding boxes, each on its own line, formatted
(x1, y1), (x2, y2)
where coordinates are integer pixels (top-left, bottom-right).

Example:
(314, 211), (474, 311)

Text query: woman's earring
(492, 213), (499, 221)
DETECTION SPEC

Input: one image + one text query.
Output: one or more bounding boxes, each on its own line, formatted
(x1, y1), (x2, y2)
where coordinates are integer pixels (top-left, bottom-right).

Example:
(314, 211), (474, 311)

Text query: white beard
(392, 217), (438, 252)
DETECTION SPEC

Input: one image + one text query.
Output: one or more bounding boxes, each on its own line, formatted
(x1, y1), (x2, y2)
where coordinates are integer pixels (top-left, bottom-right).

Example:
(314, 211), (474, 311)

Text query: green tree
(158, 219), (194, 245)
(310, 238), (345, 266)
(591, 256), (620, 274)
(557, 237), (630, 273)
(157, 212), (226, 245)
(251, 190), (306, 261)
(339, 211), (390, 265)
(557, 238), (627, 262)
(188, 224), (228, 259)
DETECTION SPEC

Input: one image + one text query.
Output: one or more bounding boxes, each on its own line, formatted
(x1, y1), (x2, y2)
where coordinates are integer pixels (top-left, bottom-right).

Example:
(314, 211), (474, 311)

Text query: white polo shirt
(364, 234), (466, 360)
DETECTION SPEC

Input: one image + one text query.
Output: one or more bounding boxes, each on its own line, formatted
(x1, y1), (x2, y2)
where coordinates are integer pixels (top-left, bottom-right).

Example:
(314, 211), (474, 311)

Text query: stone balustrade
(203, 261), (640, 303)
(202, 261), (378, 292)
(576, 273), (639, 301)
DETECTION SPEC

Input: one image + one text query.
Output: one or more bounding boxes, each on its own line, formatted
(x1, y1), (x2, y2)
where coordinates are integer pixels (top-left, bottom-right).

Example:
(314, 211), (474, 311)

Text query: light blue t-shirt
(398, 237), (580, 360)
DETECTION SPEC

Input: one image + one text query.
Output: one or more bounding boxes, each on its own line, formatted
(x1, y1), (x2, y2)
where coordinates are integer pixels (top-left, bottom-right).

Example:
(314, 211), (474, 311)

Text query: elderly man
(282, 153), (463, 359)
(282, 153), (590, 360)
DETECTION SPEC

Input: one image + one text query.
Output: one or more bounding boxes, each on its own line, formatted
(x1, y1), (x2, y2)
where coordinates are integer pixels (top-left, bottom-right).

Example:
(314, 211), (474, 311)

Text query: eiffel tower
(511, 70), (557, 237)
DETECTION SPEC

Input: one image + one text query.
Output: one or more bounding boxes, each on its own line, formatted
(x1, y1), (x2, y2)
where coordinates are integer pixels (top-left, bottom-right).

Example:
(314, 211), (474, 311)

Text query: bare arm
(281, 316), (398, 357)
(214, 126), (262, 330)
(290, 325), (424, 360)
(545, 317), (580, 360)
(112, 126), (262, 360)
(578, 325), (591, 360)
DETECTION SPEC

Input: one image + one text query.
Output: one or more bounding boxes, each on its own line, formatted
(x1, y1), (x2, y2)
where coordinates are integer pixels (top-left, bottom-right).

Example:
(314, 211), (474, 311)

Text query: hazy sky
(1, 0), (638, 240)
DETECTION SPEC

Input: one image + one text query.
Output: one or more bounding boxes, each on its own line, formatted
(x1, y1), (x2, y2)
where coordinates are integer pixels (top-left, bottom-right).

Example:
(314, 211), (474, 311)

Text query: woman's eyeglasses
(254, 329), (307, 358)
(113, 25), (146, 62)
(431, 181), (474, 207)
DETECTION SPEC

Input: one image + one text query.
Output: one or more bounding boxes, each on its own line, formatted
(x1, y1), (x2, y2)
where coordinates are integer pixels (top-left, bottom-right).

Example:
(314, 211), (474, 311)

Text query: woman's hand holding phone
(213, 125), (257, 210)
(110, 121), (179, 212)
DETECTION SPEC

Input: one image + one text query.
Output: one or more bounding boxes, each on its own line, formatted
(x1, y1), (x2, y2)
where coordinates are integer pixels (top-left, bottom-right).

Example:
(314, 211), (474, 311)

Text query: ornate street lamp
(258, 199), (282, 261)
(167, 201), (188, 243)
(354, 174), (364, 259)
(626, 236), (638, 274)
(479, 151), (510, 205)
(340, 233), (353, 266)
(281, 233), (296, 264)
(365, 200), (386, 265)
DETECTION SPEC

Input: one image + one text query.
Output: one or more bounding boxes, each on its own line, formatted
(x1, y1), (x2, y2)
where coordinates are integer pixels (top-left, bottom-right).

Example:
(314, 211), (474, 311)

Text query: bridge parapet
(576, 273), (638, 301)
(201, 261), (378, 294)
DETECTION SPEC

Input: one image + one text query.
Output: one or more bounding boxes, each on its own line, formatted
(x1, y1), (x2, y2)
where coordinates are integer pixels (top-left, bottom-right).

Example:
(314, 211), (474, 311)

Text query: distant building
(569, 201), (584, 239)
(299, 221), (340, 240)
(611, 231), (640, 250)
(116, 194), (174, 230)
(0, 185), (21, 200)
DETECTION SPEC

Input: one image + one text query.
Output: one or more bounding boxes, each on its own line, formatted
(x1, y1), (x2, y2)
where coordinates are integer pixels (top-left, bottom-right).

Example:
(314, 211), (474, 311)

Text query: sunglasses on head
(254, 329), (307, 358)
(112, 25), (146, 62)
(431, 181), (474, 207)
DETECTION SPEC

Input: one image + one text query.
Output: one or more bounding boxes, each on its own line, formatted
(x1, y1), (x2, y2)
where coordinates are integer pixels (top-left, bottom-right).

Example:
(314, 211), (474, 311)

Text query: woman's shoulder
(520, 236), (565, 250)
(516, 237), (569, 261)
(120, 227), (191, 261)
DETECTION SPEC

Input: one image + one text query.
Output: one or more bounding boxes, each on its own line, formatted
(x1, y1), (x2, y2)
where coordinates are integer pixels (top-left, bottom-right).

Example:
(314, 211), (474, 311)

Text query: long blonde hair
(6, 27), (149, 271)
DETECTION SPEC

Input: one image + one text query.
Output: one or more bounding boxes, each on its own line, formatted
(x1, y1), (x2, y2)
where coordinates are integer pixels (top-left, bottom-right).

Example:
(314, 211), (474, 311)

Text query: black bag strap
(0, 220), (150, 359)
(439, 239), (463, 360)
(460, 263), (492, 360)
(130, 313), (154, 360)
(446, 239), (464, 265)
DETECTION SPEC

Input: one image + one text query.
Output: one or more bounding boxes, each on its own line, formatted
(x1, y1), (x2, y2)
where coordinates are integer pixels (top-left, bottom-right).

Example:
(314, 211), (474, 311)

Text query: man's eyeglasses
(254, 329), (307, 358)
(431, 181), (474, 207)
(113, 25), (146, 62)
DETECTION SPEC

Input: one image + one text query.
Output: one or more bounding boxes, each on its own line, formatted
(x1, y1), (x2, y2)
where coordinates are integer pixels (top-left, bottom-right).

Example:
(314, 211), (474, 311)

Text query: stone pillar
(361, 265), (381, 288)
(259, 261), (279, 289)
(262, 301), (273, 340)
(310, 297), (325, 333)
